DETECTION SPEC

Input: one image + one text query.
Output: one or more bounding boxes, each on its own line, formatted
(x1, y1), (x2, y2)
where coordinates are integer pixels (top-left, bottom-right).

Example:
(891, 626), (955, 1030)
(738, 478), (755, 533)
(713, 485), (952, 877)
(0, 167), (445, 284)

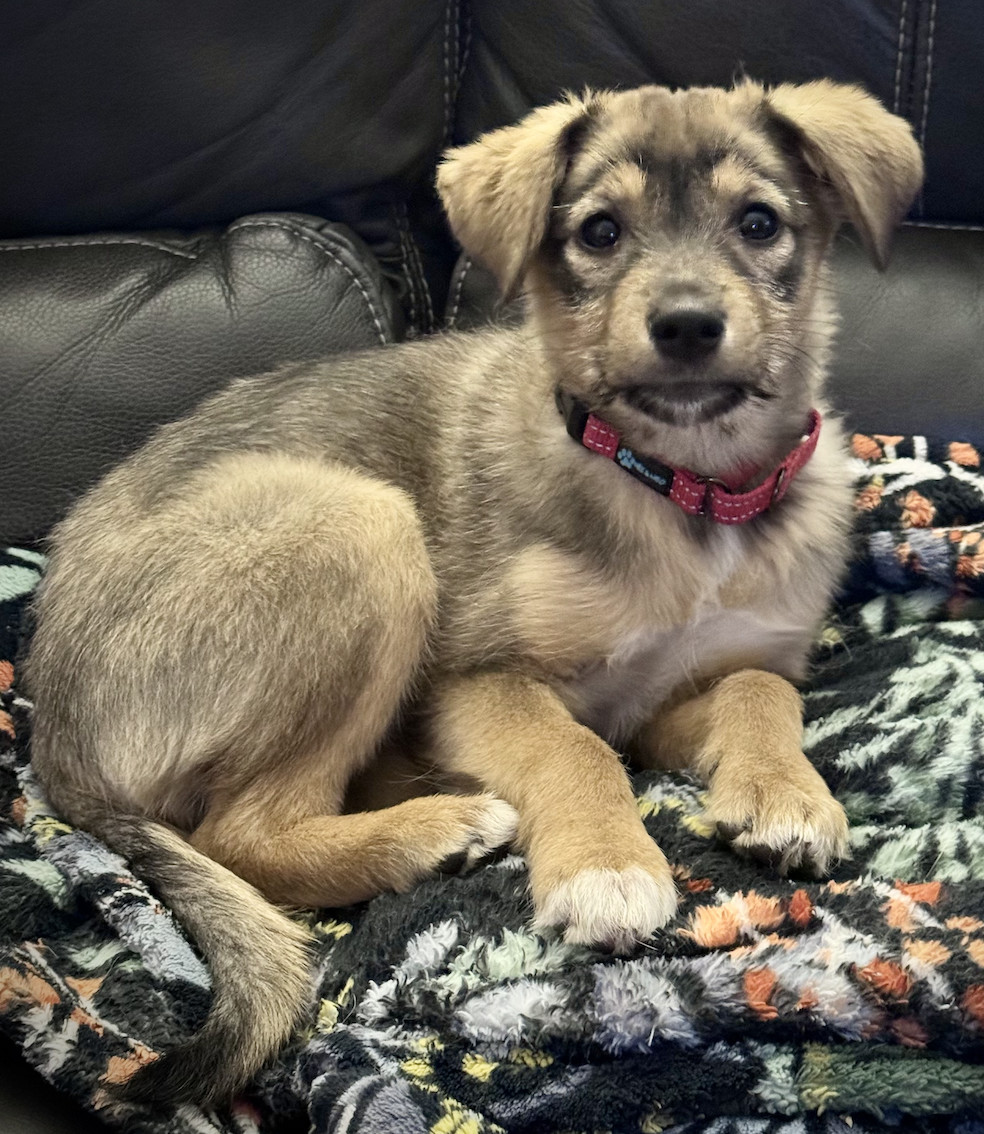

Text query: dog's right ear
(437, 94), (595, 302)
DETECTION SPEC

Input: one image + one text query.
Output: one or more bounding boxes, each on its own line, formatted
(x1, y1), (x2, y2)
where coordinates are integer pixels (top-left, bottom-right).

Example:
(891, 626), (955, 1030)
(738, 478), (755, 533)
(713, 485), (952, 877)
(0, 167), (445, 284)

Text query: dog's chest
(505, 532), (805, 744)
(558, 606), (802, 743)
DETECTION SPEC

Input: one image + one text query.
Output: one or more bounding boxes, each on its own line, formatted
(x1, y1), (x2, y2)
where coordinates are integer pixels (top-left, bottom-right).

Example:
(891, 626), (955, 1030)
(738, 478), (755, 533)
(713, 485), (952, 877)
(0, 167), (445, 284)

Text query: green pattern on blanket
(2, 431), (984, 1134)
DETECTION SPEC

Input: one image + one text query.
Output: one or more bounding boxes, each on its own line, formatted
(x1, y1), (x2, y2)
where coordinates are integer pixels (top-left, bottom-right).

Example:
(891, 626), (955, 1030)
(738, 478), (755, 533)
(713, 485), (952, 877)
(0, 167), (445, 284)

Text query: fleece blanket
(3, 432), (984, 1134)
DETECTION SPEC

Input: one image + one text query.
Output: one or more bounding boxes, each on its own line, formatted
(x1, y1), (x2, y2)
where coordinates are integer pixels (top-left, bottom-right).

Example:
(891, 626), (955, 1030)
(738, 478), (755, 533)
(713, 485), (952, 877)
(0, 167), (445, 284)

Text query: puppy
(27, 80), (922, 1104)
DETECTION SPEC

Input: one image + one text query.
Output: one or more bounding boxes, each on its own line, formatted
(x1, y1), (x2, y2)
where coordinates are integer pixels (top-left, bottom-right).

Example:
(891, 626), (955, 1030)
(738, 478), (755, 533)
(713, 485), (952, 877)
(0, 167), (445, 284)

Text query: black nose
(650, 308), (725, 361)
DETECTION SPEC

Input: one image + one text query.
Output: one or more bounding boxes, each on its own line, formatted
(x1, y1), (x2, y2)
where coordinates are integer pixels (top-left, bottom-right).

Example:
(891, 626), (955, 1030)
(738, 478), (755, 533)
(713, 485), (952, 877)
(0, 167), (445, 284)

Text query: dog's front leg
(430, 672), (677, 951)
(634, 670), (848, 875)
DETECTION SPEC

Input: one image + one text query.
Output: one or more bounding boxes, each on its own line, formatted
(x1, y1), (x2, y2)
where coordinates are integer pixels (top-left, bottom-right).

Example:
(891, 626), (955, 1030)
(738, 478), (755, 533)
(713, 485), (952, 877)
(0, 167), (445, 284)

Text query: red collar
(556, 392), (822, 525)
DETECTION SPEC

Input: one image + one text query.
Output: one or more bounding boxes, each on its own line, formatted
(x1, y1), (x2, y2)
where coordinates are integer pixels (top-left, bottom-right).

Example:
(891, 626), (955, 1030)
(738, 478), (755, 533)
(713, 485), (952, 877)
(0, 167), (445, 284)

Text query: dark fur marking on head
(540, 234), (592, 305)
(630, 151), (723, 226)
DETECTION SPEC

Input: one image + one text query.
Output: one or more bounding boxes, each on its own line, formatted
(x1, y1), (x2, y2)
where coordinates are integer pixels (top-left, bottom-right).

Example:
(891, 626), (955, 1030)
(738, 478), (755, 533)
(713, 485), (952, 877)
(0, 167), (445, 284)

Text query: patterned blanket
(3, 433), (984, 1134)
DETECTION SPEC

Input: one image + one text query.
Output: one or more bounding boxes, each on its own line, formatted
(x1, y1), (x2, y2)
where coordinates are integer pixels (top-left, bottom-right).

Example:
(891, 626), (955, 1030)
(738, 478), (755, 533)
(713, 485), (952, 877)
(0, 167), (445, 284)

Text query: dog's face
(438, 82), (923, 476)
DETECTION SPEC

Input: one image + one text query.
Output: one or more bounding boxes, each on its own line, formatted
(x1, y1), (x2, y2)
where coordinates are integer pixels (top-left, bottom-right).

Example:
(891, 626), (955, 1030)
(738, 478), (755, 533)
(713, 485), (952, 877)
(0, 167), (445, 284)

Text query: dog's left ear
(765, 80), (924, 269)
(437, 94), (596, 300)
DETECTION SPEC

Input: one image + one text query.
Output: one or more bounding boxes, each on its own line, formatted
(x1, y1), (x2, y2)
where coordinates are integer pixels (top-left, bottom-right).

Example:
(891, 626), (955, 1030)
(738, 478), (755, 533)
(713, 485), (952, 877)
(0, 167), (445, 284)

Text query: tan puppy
(27, 80), (922, 1104)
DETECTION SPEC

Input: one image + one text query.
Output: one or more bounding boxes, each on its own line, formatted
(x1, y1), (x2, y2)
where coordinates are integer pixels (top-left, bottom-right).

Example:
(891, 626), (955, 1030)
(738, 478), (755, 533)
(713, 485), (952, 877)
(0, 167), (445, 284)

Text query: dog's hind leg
(133, 453), (517, 908)
(30, 454), (517, 1102)
(190, 776), (518, 908)
(35, 452), (516, 905)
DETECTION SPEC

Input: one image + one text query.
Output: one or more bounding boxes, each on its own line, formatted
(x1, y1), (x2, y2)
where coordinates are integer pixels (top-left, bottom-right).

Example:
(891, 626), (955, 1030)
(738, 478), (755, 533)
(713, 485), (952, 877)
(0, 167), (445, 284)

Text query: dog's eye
(579, 213), (621, 249)
(738, 204), (780, 241)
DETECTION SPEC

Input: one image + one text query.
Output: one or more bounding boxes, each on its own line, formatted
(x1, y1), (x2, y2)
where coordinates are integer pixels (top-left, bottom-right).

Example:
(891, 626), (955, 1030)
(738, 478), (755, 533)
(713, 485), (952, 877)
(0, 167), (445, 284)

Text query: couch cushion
(0, 215), (401, 546)
(0, 1), (465, 330)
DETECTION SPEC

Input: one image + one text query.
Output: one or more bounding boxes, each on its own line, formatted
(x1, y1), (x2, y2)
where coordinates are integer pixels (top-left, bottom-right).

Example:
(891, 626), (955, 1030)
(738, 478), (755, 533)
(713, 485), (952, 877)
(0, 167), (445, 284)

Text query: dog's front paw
(533, 846), (678, 953)
(708, 759), (849, 876)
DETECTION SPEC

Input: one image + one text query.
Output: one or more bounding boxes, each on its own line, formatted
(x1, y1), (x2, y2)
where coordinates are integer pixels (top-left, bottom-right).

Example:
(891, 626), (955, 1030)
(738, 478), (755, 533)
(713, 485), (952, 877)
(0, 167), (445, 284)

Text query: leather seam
(0, 237), (197, 260)
(893, 0), (909, 115)
(442, 0), (456, 145)
(1, 226), (392, 346)
(393, 205), (419, 330)
(447, 255), (472, 328)
(918, 0), (937, 148)
(458, 2), (473, 115)
(905, 220), (984, 232)
(402, 202), (435, 331)
(227, 219), (389, 346)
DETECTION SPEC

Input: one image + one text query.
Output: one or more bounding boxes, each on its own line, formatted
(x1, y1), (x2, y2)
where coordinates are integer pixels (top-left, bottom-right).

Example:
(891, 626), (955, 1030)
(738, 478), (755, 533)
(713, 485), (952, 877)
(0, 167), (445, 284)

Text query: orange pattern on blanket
(857, 959), (912, 999)
(855, 482), (885, 510)
(900, 490), (935, 528)
(0, 967), (60, 1011)
(962, 985), (984, 1026)
(896, 881), (942, 905)
(684, 904), (742, 948)
(851, 434), (884, 460)
(904, 939), (952, 966)
(101, 1043), (159, 1086)
(744, 968), (779, 1020)
(948, 441), (981, 467)
(788, 889), (813, 927)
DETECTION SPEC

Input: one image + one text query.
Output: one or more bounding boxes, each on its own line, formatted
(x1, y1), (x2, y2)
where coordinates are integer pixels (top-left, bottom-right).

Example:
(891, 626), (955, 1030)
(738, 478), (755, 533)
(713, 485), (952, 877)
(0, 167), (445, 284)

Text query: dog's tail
(82, 811), (312, 1106)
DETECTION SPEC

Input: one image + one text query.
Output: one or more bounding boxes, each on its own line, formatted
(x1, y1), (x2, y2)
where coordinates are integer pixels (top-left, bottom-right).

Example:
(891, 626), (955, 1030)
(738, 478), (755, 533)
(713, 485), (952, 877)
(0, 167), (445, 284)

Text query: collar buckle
(769, 467), (788, 509)
(696, 476), (732, 517)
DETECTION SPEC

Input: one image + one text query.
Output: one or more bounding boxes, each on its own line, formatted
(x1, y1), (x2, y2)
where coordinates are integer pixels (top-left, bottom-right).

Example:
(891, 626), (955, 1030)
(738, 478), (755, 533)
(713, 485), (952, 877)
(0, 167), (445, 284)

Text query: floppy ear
(437, 93), (595, 300)
(766, 80), (924, 268)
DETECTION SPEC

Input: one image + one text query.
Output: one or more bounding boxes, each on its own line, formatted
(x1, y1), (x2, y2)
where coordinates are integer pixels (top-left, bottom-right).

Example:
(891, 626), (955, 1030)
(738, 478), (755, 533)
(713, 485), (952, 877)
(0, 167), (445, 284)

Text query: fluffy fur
(27, 79), (922, 1103)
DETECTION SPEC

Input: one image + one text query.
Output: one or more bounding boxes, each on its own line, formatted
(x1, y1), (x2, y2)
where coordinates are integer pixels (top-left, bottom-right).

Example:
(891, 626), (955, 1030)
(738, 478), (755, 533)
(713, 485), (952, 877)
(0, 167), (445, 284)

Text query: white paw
(437, 796), (520, 875)
(467, 797), (521, 864)
(534, 866), (678, 954)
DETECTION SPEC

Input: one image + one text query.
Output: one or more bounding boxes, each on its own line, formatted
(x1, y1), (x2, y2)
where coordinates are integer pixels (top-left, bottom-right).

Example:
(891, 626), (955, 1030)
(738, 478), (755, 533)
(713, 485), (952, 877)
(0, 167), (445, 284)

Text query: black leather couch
(2, 2), (983, 1129)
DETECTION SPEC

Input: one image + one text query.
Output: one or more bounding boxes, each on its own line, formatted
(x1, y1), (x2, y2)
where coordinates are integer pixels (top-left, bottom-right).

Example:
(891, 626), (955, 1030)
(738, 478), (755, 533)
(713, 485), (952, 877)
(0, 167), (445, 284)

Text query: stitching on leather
(442, 0), (452, 142)
(228, 219), (388, 346)
(919, 0), (937, 147)
(399, 209), (421, 328)
(412, 234), (435, 330)
(893, 0), (909, 114)
(393, 205), (418, 330)
(907, 220), (984, 232)
(458, 2), (473, 107)
(0, 236), (197, 260)
(447, 256), (472, 328)
(442, 0), (458, 144)
(402, 201), (435, 331)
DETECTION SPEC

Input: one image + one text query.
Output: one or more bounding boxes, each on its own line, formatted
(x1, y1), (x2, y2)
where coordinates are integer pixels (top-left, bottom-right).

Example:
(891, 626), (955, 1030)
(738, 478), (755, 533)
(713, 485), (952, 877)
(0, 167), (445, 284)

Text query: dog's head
(438, 81), (923, 475)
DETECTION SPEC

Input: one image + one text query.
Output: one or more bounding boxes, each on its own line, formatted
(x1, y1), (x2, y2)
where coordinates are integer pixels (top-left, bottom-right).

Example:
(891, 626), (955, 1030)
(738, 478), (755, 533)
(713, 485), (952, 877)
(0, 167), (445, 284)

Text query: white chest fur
(558, 605), (810, 744)
(505, 528), (812, 747)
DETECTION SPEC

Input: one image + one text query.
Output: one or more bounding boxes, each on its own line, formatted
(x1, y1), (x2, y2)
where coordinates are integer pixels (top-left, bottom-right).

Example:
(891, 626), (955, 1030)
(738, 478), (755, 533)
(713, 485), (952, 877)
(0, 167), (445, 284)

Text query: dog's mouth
(622, 381), (768, 425)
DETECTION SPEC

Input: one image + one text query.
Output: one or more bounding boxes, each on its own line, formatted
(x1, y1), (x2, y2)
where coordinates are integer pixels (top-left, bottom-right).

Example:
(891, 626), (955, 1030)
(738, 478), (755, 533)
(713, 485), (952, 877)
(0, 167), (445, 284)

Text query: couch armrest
(0, 214), (402, 545)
